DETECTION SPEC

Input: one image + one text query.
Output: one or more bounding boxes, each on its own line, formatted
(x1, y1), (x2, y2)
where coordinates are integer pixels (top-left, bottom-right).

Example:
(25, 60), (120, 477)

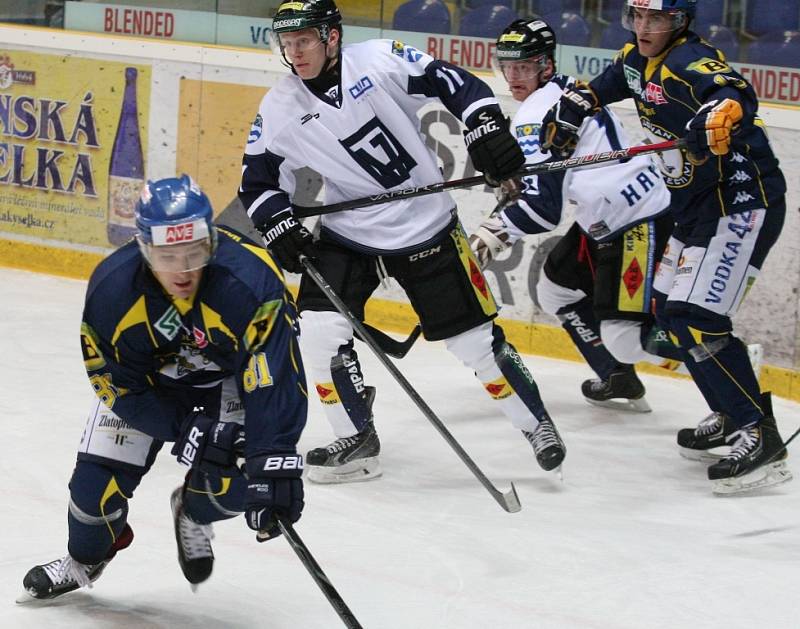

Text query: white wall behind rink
(1, 24), (798, 371)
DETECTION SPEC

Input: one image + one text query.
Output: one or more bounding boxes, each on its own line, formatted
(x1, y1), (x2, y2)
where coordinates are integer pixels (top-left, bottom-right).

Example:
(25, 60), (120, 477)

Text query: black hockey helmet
(493, 17), (557, 83)
(495, 17), (557, 64)
(272, 0), (342, 44)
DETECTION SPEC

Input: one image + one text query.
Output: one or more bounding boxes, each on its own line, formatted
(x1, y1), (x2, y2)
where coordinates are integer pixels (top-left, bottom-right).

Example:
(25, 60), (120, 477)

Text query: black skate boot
(171, 487), (214, 589)
(581, 365), (651, 413)
(523, 414), (566, 473)
(707, 393), (793, 495)
(307, 387), (381, 484)
(19, 524), (134, 602)
(677, 411), (733, 461)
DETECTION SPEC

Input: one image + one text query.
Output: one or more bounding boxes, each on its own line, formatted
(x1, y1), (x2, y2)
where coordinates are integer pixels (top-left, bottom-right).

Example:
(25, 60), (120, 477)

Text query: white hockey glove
(468, 214), (515, 269)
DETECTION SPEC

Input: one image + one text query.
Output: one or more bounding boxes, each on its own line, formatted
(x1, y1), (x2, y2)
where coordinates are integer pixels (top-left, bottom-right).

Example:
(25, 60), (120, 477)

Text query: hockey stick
(301, 256), (522, 513)
(360, 322), (421, 359)
(294, 139), (684, 218)
(276, 515), (363, 629)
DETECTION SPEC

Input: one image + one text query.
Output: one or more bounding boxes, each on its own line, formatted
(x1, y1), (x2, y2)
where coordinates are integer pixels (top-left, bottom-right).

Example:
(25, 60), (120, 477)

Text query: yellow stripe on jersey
(99, 476), (130, 542)
(242, 242), (284, 281)
(111, 295), (157, 347)
(201, 303), (238, 350)
(450, 225), (498, 317)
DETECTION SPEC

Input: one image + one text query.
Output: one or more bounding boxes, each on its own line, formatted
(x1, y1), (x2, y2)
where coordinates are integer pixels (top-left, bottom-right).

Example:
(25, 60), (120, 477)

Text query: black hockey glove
(256, 208), (317, 274)
(244, 453), (304, 542)
(171, 412), (245, 475)
(464, 111), (525, 186)
(540, 81), (600, 158)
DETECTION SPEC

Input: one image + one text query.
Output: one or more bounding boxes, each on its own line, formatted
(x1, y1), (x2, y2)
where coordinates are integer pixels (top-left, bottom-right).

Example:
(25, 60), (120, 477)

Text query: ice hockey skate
(171, 487), (214, 590)
(581, 365), (651, 413)
(17, 524), (134, 603)
(677, 411), (733, 461)
(708, 394), (793, 495)
(306, 386), (381, 484)
(523, 414), (566, 475)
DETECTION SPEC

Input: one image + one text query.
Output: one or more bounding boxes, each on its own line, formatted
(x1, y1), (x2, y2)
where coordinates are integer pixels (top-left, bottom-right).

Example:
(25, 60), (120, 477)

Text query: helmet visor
(139, 238), (213, 273)
(269, 28), (324, 57)
(622, 6), (687, 33)
(492, 53), (549, 82)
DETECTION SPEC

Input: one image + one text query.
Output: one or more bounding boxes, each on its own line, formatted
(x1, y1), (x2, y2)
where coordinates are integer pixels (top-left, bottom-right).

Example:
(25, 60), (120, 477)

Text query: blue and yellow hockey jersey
(79, 227), (307, 457)
(590, 32), (786, 225)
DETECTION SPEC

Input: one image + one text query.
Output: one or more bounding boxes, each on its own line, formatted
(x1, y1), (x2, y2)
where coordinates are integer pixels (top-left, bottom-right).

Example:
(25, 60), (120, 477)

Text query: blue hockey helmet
(623, 0), (696, 32)
(135, 175), (217, 273)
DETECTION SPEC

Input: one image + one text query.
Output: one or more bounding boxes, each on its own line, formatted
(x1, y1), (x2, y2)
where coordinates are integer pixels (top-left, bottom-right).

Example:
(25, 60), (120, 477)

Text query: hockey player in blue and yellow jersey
(20, 176), (308, 601)
(540, 0), (791, 494)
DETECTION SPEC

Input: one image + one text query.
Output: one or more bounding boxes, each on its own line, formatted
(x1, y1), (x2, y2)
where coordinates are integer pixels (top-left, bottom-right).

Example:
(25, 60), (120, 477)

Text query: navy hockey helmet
(272, 0), (342, 43)
(623, 0), (696, 33)
(493, 17), (557, 82)
(135, 175), (217, 273)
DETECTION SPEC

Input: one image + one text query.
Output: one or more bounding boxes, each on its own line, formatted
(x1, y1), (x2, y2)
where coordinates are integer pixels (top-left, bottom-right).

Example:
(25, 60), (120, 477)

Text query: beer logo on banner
(0, 54), (35, 90)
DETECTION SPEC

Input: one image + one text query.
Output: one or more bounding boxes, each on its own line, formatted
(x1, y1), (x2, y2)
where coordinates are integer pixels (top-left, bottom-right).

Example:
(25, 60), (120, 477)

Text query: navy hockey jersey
(80, 228), (307, 457)
(589, 32), (786, 225)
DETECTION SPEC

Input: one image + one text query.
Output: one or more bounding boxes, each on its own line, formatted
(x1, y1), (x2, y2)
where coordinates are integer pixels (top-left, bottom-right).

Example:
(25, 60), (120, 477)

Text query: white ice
(1, 267), (798, 629)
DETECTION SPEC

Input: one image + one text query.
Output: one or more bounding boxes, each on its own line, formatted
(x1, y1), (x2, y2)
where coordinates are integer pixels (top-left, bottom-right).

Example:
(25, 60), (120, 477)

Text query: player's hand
(244, 454), (304, 541)
(171, 413), (244, 475)
(468, 214), (514, 269)
(684, 98), (742, 160)
(540, 81), (600, 158)
(464, 111), (525, 186)
(257, 208), (317, 274)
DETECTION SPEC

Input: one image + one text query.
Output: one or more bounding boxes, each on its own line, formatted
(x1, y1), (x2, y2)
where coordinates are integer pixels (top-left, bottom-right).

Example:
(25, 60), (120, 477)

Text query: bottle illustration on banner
(107, 67), (145, 246)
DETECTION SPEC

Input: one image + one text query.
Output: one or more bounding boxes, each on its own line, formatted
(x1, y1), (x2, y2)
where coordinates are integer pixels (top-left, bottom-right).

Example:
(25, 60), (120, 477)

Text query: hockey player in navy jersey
(20, 176), (307, 601)
(469, 17), (678, 414)
(240, 0), (566, 484)
(539, 0), (791, 494)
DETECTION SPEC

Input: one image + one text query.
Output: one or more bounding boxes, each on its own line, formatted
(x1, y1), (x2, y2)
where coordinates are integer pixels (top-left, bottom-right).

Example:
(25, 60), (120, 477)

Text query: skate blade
(15, 590), (39, 604)
(585, 395), (652, 413)
(712, 461), (794, 496)
(553, 465), (564, 482)
(678, 446), (727, 462)
(306, 457), (382, 484)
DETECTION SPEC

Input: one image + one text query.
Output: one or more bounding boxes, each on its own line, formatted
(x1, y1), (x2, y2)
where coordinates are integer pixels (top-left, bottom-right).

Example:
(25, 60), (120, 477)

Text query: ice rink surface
(1, 267), (798, 629)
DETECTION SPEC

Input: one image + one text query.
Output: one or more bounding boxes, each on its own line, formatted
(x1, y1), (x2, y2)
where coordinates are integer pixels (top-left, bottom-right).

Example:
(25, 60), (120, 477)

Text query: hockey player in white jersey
(469, 17), (678, 413)
(240, 0), (566, 483)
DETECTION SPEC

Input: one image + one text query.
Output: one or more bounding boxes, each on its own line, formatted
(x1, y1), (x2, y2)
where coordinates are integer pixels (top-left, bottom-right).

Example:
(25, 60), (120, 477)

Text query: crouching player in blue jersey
(539, 0), (791, 494)
(469, 16), (676, 415)
(20, 176), (308, 601)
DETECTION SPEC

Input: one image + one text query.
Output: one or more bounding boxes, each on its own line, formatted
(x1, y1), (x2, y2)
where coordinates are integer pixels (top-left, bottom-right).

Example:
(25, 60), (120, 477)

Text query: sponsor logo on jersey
(564, 311), (601, 344)
(315, 382), (341, 405)
(226, 399), (244, 414)
(624, 65), (642, 96)
(98, 415), (134, 430)
(348, 76), (374, 100)
(409, 245), (441, 261)
(192, 326), (208, 348)
(644, 82), (667, 104)
(300, 112), (320, 125)
(732, 191), (755, 204)
(687, 57), (731, 74)
(484, 377), (514, 399)
(341, 356), (365, 394)
(155, 306), (181, 340)
(729, 151), (746, 163)
(391, 40), (423, 62)
(705, 215), (755, 305)
(729, 170), (752, 184)
(469, 258), (489, 300)
(248, 113), (262, 143)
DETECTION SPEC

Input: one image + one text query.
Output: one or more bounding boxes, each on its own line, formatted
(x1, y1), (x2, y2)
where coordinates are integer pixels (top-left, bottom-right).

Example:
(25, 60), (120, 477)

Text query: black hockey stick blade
(301, 256), (522, 513)
(277, 516), (364, 629)
(358, 322), (422, 359)
(294, 139), (684, 218)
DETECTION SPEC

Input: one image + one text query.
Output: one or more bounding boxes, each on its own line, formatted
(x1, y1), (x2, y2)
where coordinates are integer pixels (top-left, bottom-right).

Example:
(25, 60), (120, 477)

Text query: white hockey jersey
(241, 39), (501, 254)
(501, 75), (671, 243)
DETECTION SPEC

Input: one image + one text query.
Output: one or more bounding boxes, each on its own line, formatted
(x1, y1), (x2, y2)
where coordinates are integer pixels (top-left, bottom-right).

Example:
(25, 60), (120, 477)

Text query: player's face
(279, 27), (339, 80)
(631, 8), (681, 57)
(153, 267), (203, 300)
(496, 56), (553, 102)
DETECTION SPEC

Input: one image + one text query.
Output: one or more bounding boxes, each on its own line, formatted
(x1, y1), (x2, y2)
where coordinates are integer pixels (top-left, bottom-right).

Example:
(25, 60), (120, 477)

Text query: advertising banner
(0, 50), (150, 248)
